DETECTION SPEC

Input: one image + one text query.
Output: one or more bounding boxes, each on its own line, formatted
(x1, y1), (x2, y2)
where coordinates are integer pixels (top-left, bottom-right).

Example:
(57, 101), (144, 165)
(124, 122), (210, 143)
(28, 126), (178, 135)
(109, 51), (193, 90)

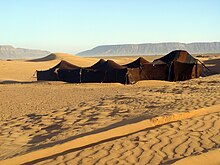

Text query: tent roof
(153, 50), (197, 64)
(51, 60), (81, 70)
(86, 59), (106, 69)
(95, 60), (127, 71)
(123, 57), (149, 68)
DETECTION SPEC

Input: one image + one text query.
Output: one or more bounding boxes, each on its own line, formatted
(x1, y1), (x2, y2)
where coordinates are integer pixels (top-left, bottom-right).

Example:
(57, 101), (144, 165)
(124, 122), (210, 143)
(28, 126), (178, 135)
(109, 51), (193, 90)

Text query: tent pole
(125, 72), (128, 84)
(80, 68), (82, 83)
(168, 62), (173, 81)
(195, 60), (198, 78)
(33, 70), (37, 77)
(197, 59), (210, 71)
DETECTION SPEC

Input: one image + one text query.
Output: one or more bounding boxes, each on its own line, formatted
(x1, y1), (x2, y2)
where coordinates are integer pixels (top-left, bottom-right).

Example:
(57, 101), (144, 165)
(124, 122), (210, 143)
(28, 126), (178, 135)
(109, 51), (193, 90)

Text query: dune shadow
(22, 116), (169, 165)
(0, 80), (40, 84)
(25, 112), (156, 153)
(26, 54), (56, 62)
(203, 58), (220, 75)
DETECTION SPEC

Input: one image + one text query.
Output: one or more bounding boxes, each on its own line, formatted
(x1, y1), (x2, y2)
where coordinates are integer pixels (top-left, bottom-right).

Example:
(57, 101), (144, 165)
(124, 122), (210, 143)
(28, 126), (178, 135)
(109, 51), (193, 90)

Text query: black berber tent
(36, 51), (205, 84)
(152, 50), (203, 81)
(41, 59), (141, 84)
(123, 57), (149, 68)
(37, 60), (80, 81)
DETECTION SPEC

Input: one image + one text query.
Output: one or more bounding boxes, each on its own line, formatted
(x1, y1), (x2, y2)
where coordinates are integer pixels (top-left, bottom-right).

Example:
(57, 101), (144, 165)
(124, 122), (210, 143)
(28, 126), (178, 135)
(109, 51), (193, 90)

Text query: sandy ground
(0, 53), (220, 164)
(20, 106), (218, 165)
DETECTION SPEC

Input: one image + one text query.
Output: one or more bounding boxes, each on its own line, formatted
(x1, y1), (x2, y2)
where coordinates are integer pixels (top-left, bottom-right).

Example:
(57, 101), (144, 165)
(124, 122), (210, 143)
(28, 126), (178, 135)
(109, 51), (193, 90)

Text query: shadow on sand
(204, 58), (220, 75)
(26, 54), (57, 62)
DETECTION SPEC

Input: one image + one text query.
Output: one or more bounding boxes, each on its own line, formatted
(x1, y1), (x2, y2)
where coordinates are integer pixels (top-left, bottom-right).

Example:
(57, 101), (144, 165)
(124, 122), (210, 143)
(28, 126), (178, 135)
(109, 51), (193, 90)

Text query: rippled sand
(0, 54), (219, 164)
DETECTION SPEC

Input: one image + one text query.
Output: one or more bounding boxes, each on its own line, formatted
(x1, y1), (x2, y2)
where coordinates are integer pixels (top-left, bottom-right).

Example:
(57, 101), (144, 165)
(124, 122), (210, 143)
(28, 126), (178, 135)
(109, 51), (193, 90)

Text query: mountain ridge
(0, 45), (50, 59)
(77, 42), (220, 56)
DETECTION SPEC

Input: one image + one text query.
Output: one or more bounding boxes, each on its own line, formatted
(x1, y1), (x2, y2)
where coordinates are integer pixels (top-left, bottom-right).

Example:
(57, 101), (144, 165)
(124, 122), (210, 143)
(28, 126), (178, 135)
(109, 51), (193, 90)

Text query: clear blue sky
(0, 0), (220, 54)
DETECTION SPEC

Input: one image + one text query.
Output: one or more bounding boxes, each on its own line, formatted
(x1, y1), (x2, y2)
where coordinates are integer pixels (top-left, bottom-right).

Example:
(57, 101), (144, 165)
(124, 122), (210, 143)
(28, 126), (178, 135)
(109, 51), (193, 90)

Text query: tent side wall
(37, 70), (58, 81)
(191, 64), (203, 79)
(172, 61), (195, 81)
(140, 64), (169, 80)
(57, 68), (130, 84)
(57, 69), (81, 83)
(127, 68), (142, 84)
(36, 60), (81, 81)
(102, 68), (128, 84)
(81, 69), (105, 83)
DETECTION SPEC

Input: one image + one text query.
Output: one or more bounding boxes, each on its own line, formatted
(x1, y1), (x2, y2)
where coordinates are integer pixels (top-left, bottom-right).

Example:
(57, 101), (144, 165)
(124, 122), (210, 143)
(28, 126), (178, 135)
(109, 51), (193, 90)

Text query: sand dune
(0, 55), (220, 164)
(0, 74), (220, 164)
(1, 105), (219, 164)
(0, 53), (98, 81)
(0, 53), (156, 82)
(173, 148), (220, 165)
(27, 53), (99, 66)
(27, 53), (58, 61)
(0, 53), (217, 82)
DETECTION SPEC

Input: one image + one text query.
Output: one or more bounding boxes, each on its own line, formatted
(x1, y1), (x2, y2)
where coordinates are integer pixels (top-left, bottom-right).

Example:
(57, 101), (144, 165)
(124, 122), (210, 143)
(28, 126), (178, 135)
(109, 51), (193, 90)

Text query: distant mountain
(78, 42), (220, 56)
(0, 45), (50, 59)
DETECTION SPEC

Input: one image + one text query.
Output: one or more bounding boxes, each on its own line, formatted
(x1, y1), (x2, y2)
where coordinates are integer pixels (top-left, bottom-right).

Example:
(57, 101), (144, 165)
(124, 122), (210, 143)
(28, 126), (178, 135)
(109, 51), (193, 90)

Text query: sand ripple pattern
(36, 111), (220, 165)
(0, 75), (220, 160)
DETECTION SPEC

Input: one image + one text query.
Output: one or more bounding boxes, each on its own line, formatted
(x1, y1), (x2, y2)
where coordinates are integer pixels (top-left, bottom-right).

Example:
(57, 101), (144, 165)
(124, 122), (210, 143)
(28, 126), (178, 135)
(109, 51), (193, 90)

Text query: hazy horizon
(1, 0), (220, 54)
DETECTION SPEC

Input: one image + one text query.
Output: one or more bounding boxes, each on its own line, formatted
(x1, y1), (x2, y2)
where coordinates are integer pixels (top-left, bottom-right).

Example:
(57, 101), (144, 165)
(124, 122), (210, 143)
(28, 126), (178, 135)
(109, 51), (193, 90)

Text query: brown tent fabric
(127, 68), (142, 83)
(37, 60), (81, 81)
(96, 60), (141, 84)
(86, 59), (106, 69)
(37, 70), (58, 81)
(153, 50), (197, 64)
(102, 68), (128, 84)
(57, 59), (107, 83)
(123, 57), (149, 68)
(57, 69), (81, 83)
(171, 61), (195, 81)
(191, 64), (203, 79)
(96, 60), (126, 71)
(53, 60), (81, 70)
(151, 50), (203, 81)
(171, 61), (203, 81)
(37, 52), (204, 84)
(92, 60), (133, 84)
(81, 69), (105, 83)
(56, 60), (140, 84)
(58, 68), (106, 83)
(140, 63), (169, 80)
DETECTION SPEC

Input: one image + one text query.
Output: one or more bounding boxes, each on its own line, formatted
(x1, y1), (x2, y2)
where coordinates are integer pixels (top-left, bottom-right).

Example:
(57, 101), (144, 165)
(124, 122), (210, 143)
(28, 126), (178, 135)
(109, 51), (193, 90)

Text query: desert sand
(0, 53), (220, 165)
